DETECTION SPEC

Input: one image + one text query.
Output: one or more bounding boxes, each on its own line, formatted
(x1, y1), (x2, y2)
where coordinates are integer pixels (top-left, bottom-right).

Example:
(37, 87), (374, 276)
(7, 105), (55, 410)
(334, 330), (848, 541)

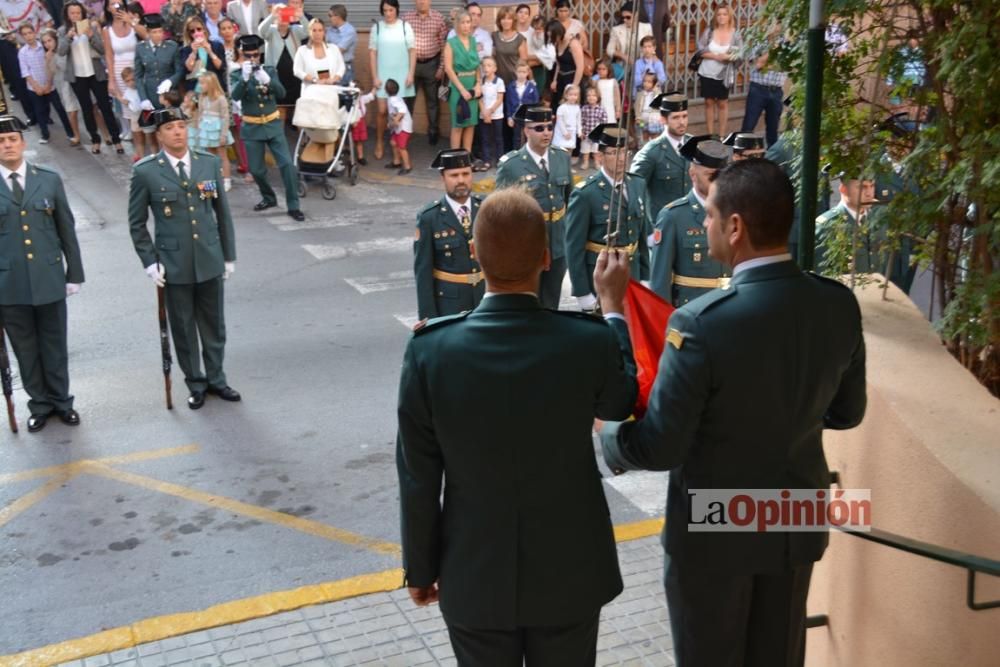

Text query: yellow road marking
(0, 471), (77, 529)
(0, 517), (664, 666)
(0, 444), (200, 485)
(81, 462), (402, 556)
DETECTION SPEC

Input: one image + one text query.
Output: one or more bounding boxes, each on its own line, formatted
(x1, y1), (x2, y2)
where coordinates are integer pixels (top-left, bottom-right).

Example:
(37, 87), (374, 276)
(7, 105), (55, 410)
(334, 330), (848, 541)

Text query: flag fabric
(622, 280), (675, 417)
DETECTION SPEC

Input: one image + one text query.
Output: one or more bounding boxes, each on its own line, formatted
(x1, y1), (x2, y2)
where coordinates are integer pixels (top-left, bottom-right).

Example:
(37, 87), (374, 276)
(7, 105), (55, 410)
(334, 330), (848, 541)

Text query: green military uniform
(0, 162), (84, 418)
(133, 36), (184, 108)
(565, 170), (650, 299)
(414, 195), (485, 320)
(495, 145), (572, 309)
(230, 61), (300, 213)
(397, 293), (638, 662)
(649, 191), (731, 306)
(128, 148), (236, 393)
(630, 132), (692, 221)
(870, 155), (917, 291)
(814, 201), (907, 285)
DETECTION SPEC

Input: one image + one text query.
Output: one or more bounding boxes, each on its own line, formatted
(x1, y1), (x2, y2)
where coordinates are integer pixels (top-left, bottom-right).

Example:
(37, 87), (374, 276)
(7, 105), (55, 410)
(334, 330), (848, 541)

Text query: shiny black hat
(0, 115), (29, 134)
(513, 104), (552, 123)
(652, 91), (687, 114)
(150, 107), (188, 129)
(679, 134), (731, 168)
(723, 132), (765, 152)
(237, 34), (265, 52)
(142, 13), (164, 29)
(431, 149), (472, 171)
(877, 111), (917, 138)
(587, 123), (629, 148)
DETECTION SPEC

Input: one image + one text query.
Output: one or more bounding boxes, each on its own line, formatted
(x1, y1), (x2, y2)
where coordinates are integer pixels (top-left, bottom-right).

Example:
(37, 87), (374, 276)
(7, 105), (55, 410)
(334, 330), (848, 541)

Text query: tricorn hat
(237, 34), (265, 52)
(431, 149), (472, 171)
(150, 107), (188, 129)
(587, 123), (629, 148)
(513, 104), (553, 123)
(723, 132), (765, 152)
(679, 134), (732, 168)
(0, 115), (29, 135)
(652, 91), (687, 114)
(142, 13), (164, 29)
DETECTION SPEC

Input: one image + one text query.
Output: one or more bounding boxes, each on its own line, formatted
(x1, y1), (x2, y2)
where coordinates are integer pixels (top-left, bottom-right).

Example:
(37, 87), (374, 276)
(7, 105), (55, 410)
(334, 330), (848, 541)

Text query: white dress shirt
(164, 150), (192, 178)
(0, 160), (28, 194)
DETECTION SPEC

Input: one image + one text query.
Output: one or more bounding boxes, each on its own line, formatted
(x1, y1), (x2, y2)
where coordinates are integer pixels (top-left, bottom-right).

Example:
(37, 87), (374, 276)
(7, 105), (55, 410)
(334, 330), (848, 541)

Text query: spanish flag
(623, 280), (674, 417)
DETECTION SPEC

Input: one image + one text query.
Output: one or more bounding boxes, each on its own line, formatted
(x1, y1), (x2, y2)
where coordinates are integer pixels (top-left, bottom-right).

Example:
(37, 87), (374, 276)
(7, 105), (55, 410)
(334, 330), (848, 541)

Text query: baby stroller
(292, 85), (361, 200)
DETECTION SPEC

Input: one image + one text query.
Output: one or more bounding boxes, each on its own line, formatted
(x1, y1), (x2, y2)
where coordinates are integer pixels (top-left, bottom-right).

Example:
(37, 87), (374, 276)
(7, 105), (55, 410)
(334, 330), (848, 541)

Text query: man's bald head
(474, 188), (548, 289)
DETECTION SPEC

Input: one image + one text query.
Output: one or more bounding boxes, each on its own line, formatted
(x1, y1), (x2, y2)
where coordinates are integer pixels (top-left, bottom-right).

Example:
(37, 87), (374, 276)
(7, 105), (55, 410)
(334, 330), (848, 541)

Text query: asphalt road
(0, 137), (664, 656)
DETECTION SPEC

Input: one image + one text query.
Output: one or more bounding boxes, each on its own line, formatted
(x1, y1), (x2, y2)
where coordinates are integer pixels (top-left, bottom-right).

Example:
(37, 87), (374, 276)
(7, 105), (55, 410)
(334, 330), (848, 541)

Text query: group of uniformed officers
(413, 94), (772, 321)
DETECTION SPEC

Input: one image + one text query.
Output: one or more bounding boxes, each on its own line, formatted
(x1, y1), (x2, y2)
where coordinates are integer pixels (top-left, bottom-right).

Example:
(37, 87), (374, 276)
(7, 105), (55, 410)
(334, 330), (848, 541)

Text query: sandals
(91, 144), (101, 154)
(69, 138), (81, 148)
(383, 162), (402, 169)
(115, 144), (125, 154)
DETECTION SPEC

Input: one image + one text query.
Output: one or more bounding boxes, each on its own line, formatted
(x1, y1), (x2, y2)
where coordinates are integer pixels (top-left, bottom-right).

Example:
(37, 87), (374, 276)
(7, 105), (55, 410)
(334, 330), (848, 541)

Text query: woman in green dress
(443, 11), (481, 151)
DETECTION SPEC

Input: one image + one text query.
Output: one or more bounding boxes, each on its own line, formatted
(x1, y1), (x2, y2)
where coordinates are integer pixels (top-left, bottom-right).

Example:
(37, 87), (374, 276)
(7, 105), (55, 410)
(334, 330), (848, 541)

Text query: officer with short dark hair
(630, 92), (693, 218)
(723, 131), (766, 159)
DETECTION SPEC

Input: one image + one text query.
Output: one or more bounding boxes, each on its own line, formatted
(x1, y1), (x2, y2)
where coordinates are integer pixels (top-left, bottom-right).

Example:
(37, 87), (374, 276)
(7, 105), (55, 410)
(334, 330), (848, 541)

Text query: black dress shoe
(253, 200), (277, 212)
(57, 409), (80, 426)
(27, 413), (49, 432)
(187, 391), (206, 410)
(207, 385), (242, 402)
(428, 132), (439, 146)
(287, 209), (305, 222)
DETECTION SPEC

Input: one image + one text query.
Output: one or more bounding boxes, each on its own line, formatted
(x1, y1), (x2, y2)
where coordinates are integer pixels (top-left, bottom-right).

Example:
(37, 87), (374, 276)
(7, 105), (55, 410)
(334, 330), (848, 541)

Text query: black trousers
(0, 40), (34, 123)
(70, 75), (121, 144)
(25, 90), (73, 139)
(664, 556), (813, 667)
(165, 277), (227, 393)
(0, 301), (73, 416)
(538, 256), (567, 310)
(406, 55), (441, 135)
(445, 611), (600, 667)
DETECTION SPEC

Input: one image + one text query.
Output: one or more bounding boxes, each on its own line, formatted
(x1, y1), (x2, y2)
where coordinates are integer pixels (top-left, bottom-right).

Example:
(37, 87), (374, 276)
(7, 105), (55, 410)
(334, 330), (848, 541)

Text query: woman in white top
(104, 2), (140, 140)
(696, 4), (742, 136)
(293, 18), (345, 89)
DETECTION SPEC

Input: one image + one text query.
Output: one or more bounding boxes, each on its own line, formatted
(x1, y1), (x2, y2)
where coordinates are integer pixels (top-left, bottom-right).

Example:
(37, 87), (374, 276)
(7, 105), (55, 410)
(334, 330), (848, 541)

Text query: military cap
(587, 123), (629, 148)
(877, 111), (917, 138)
(652, 91), (687, 114)
(0, 115), (29, 135)
(142, 13), (164, 29)
(237, 34), (265, 52)
(513, 104), (552, 123)
(431, 149), (472, 171)
(150, 107), (188, 129)
(723, 132), (765, 153)
(679, 134), (732, 168)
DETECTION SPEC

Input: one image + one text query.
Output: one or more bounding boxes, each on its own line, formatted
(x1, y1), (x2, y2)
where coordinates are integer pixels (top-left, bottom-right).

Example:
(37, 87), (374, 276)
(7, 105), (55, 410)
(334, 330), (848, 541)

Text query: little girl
(504, 60), (538, 150)
(478, 56), (505, 170)
(352, 87), (377, 165)
(579, 86), (606, 170)
(553, 84), (581, 158)
(119, 67), (146, 162)
(189, 72), (234, 191)
(592, 59), (620, 125)
(636, 71), (663, 145)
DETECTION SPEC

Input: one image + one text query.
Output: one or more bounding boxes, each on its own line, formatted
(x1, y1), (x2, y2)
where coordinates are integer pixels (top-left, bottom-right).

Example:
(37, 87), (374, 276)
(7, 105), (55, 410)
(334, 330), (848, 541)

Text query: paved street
(0, 135), (669, 662)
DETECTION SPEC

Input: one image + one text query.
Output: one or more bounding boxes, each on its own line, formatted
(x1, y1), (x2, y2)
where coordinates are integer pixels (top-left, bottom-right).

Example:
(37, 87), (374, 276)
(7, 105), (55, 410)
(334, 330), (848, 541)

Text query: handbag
(687, 50), (703, 72)
(723, 63), (736, 88)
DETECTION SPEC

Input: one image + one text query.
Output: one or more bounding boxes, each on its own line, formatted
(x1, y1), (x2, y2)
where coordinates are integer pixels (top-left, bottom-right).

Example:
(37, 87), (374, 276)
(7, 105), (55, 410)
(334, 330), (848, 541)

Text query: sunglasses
(527, 123), (554, 132)
(621, 14), (633, 19)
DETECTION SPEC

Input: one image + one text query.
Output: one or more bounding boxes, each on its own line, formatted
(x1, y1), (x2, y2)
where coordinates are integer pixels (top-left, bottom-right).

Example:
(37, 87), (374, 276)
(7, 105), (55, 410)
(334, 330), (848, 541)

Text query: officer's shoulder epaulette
(576, 172), (602, 189)
(665, 196), (690, 210)
(134, 154), (159, 169)
(28, 164), (58, 176)
(550, 146), (569, 153)
(418, 199), (442, 215)
(191, 148), (216, 160)
(549, 309), (607, 326)
(686, 285), (738, 316)
(498, 151), (513, 164)
(412, 311), (471, 336)
(806, 271), (852, 292)
(471, 193), (484, 203)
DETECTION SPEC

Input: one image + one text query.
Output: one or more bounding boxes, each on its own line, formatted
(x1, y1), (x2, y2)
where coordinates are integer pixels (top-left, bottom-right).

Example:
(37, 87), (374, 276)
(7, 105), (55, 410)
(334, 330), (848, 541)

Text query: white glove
(139, 99), (154, 111)
(640, 280), (651, 289)
(253, 67), (270, 85)
(145, 263), (166, 287)
(577, 293), (598, 311)
(66, 283), (81, 297)
(224, 261), (235, 280)
(156, 79), (172, 95)
(242, 61), (253, 81)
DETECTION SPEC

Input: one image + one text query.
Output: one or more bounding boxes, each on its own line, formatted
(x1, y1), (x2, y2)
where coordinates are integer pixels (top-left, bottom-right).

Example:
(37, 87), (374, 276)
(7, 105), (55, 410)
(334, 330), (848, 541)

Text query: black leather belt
(751, 82), (784, 92)
(417, 54), (441, 64)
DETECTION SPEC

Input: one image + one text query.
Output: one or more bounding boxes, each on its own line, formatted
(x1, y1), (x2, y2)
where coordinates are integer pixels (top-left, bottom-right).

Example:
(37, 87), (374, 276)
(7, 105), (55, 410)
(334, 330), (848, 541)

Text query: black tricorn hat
(877, 111), (917, 138)
(150, 107), (188, 129)
(587, 123), (629, 148)
(652, 91), (687, 114)
(142, 13), (164, 29)
(0, 115), (29, 134)
(431, 149), (472, 171)
(723, 132), (765, 152)
(679, 134), (731, 168)
(237, 34), (265, 52)
(513, 104), (552, 123)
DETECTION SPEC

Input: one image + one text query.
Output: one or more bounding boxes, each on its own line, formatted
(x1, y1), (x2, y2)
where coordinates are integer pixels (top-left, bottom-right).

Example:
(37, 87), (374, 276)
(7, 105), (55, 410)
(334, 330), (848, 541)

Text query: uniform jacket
(0, 164), (84, 306)
(413, 195), (483, 320)
(128, 150), (236, 284)
(602, 260), (867, 574)
(565, 171), (650, 297)
(629, 132), (691, 217)
(649, 190), (730, 306)
(397, 293), (638, 629)
(226, 0), (269, 37)
(495, 146), (572, 260)
(814, 201), (905, 282)
(230, 66), (287, 141)
(133, 39), (184, 104)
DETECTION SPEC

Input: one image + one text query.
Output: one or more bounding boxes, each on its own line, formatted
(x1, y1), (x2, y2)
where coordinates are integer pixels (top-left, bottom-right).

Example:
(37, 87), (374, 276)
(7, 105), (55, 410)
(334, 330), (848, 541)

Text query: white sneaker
(39, 137), (49, 144)
(224, 178), (232, 192)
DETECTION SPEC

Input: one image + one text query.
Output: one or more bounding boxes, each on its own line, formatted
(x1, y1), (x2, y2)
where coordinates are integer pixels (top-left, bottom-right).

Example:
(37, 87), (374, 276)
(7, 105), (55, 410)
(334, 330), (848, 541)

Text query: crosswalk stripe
(345, 271), (415, 294)
(303, 237), (412, 260)
(604, 471), (669, 517)
(267, 216), (357, 232)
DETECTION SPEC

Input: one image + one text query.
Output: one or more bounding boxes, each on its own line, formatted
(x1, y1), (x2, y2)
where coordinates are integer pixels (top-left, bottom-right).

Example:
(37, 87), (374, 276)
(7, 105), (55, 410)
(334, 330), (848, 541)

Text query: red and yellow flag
(622, 280), (675, 417)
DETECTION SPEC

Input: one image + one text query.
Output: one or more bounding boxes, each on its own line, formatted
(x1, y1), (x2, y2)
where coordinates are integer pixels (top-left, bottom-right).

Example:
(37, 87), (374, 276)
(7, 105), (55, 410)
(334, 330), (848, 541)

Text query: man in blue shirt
(326, 4), (356, 86)
(632, 35), (666, 93)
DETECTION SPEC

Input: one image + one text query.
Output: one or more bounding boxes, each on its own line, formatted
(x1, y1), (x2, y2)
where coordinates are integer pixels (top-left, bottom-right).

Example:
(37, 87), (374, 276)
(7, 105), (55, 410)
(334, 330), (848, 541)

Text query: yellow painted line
(81, 462), (401, 556)
(0, 444), (200, 485)
(0, 518), (664, 667)
(0, 471), (77, 529)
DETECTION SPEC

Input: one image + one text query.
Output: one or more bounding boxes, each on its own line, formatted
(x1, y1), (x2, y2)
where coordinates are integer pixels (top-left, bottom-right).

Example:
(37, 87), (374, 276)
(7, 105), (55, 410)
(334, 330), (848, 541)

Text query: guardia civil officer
(413, 149), (485, 320)
(723, 131), (766, 159)
(648, 135), (732, 306)
(495, 105), (572, 309)
(565, 124), (650, 312)
(629, 92), (693, 217)
(128, 108), (240, 410)
(0, 116), (84, 432)
(133, 14), (184, 152)
(230, 35), (304, 222)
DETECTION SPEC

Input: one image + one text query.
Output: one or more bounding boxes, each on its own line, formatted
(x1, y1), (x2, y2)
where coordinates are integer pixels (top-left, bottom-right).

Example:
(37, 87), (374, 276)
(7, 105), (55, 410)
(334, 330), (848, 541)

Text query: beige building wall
(806, 278), (1000, 667)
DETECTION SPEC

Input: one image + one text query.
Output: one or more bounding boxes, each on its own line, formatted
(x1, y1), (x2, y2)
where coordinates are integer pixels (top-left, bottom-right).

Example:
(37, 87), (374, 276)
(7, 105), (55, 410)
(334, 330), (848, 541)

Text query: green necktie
(177, 160), (188, 185)
(9, 173), (22, 204)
